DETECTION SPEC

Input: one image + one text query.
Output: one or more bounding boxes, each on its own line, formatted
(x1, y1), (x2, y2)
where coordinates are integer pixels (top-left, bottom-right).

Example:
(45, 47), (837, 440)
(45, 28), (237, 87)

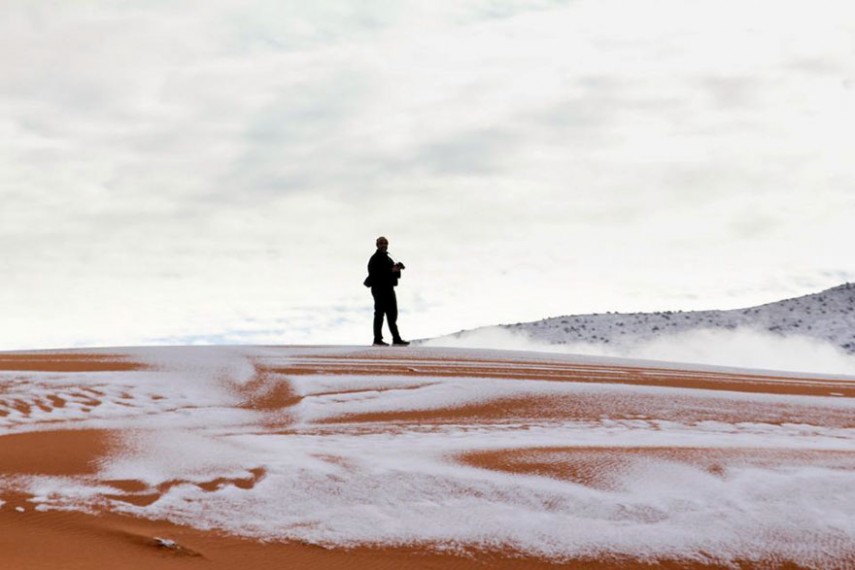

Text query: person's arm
(368, 253), (393, 282)
(367, 254), (381, 278)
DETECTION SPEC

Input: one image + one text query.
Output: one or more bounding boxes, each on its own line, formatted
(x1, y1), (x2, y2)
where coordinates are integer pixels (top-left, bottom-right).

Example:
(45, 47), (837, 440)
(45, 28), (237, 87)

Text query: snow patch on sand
(2, 346), (854, 567)
(83, 425), (855, 566)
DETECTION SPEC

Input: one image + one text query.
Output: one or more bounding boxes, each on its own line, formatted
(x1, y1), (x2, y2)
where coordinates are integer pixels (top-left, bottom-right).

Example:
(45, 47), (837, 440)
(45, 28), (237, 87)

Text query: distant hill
(454, 283), (855, 354)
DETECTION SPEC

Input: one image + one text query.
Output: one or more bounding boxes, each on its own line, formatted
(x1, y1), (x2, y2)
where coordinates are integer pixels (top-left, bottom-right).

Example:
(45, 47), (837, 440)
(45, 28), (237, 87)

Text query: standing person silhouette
(367, 236), (409, 346)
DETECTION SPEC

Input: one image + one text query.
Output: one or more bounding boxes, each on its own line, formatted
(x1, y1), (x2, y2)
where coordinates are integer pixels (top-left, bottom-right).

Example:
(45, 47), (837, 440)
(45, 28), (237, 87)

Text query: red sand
(1, 347), (852, 569)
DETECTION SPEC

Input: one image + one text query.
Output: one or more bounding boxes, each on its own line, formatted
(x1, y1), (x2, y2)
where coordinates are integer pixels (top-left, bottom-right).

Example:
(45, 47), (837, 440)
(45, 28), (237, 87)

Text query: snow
(154, 538), (178, 549)
(427, 282), (855, 375)
(2, 345), (854, 567)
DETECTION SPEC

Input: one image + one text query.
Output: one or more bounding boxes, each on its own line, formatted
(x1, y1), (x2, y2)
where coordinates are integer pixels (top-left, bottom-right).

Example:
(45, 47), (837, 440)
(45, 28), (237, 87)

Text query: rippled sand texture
(1, 346), (854, 569)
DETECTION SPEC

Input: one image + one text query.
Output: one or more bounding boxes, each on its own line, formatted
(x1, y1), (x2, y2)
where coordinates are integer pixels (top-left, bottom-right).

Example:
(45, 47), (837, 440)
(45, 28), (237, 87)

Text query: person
(367, 236), (409, 346)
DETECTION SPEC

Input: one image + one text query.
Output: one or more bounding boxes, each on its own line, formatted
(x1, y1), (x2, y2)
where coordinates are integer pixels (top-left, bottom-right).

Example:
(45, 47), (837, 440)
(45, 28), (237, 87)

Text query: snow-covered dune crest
(1, 345), (854, 568)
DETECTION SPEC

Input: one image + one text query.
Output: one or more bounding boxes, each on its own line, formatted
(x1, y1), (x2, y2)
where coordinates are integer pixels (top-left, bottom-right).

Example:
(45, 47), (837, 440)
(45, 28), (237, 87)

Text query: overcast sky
(2, 0), (854, 350)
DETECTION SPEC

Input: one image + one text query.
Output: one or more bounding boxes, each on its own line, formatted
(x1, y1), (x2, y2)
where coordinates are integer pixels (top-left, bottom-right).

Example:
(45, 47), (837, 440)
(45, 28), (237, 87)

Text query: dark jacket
(367, 250), (400, 289)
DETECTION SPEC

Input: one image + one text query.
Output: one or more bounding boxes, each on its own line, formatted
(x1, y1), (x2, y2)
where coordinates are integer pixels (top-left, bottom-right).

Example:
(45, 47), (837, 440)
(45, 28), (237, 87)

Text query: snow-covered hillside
(466, 283), (855, 354)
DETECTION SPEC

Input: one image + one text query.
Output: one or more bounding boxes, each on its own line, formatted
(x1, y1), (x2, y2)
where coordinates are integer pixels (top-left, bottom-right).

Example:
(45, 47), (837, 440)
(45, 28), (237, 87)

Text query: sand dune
(1, 346), (853, 569)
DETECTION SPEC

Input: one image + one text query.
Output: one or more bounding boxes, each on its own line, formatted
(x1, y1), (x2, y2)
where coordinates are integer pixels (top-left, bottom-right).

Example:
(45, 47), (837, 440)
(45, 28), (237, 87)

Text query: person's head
(376, 236), (389, 252)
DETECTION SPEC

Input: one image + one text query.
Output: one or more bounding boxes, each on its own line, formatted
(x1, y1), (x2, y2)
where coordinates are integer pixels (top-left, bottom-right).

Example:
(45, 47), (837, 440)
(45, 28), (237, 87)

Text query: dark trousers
(372, 287), (401, 342)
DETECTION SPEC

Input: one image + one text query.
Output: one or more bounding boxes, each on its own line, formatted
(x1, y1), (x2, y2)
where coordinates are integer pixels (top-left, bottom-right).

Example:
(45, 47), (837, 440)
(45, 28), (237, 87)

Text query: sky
(2, 0), (855, 350)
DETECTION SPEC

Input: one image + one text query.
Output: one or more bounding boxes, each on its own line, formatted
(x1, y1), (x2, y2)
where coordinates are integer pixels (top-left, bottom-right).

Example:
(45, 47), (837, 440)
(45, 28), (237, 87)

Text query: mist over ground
(423, 327), (855, 376)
